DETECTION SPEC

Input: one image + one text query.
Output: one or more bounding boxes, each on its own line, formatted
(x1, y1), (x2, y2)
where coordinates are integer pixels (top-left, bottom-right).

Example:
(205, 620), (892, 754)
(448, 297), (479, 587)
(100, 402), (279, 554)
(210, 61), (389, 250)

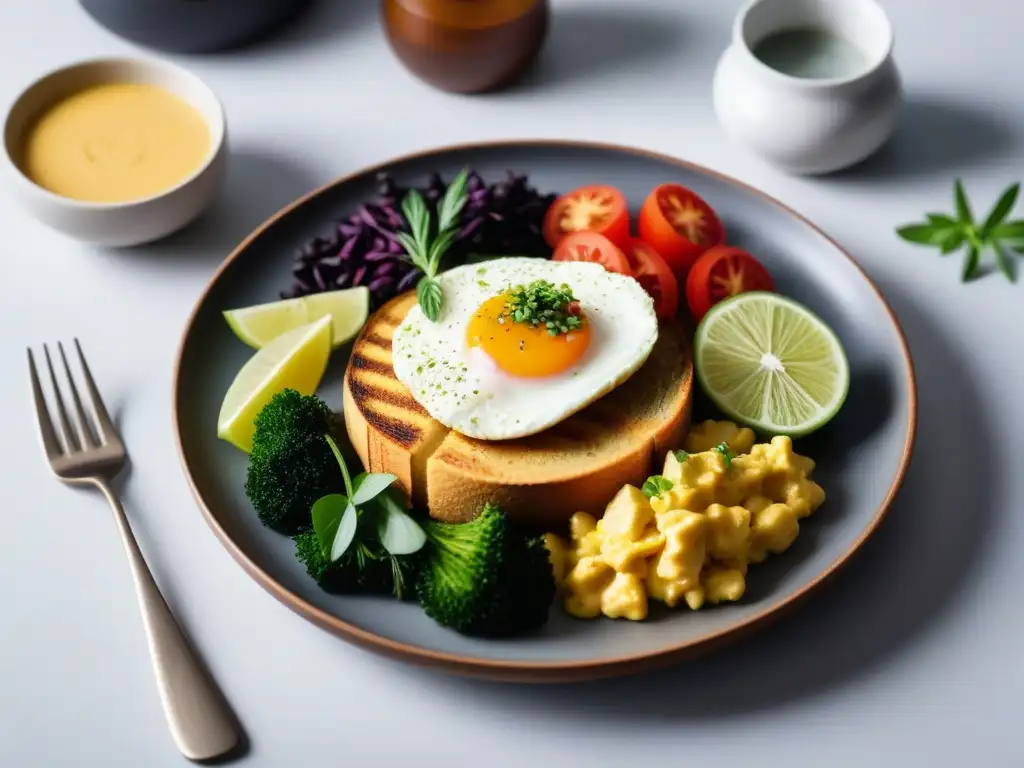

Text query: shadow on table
(262, 0), (379, 50)
(388, 283), (999, 719)
(103, 147), (321, 266)
(171, 0), (379, 55)
(826, 95), (1017, 182)
(504, 5), (699, 94)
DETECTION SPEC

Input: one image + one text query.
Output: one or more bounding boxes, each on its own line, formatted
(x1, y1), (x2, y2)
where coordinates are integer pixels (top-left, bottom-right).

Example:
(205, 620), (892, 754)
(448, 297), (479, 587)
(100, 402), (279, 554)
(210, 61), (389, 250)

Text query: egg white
(391, 257), (659, 440)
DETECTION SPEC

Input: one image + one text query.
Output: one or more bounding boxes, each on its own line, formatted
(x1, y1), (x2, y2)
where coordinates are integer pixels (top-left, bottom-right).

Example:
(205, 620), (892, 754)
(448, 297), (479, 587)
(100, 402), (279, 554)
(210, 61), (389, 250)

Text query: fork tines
(28, 340), (117, 459)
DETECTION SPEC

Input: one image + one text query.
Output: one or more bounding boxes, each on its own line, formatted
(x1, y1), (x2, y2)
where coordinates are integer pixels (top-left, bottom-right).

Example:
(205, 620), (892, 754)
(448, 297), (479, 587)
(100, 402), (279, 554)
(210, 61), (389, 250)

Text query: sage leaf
(331, 501), (359, 561)
(397, 169), (469, 323)
(896, 224), (949, 245)
(311, 493), (349, 559)
(401, 189), (431, 254)
(954, 179), (973, 224)
(417, 277), (444, 321)
(396, 232), (427, 271)
(427, 228), (459, 272)
(927, 213), (957, 228)
(939, 229), (966, 254)
(374, 492), (427, 556)
(437, 167), (470, 232)
(351, 471), (398, 505)
(982, 183), (1020, 237)
(993, 220), (1024, 240)
(961, 244), (981, 282)
(994, 241), (1017, 283)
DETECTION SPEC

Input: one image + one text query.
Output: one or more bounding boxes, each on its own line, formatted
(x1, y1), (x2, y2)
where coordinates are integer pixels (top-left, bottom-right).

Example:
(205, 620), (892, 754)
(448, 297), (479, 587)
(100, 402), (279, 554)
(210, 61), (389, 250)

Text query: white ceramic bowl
(712, 0), (902, 175)
(2, 57), (228, 247)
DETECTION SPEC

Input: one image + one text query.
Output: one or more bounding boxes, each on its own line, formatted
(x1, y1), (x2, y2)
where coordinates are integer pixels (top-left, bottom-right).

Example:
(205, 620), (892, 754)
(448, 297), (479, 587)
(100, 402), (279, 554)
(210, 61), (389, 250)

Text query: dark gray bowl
(79, 0), (313, 54)
(173, 140), (916, 682)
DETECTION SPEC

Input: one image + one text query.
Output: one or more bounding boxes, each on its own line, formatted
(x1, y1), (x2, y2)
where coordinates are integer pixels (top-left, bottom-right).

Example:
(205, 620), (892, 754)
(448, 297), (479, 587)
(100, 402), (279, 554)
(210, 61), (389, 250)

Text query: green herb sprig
(397, 168), (470, 321)
(672, 450), (689, 463)
(896, 180), (1024, 283)
(642, 475), (674, 498)
(714, 442), (735, 469)
(502, 280), (583, 336)
(311, 435), (426, 579)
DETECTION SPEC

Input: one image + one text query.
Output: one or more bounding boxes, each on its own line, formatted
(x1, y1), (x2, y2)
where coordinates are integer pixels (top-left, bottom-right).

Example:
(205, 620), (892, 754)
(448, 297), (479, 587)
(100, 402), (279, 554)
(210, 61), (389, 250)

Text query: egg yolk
(466, 293), (592, 377)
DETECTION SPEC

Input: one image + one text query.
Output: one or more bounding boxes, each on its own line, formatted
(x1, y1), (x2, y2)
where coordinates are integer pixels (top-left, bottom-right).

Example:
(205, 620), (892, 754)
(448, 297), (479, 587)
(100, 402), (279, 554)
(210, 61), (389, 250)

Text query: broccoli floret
(244, 389), (343, 535)
(494, 532), (559, 635)
(294, 530), (421, 600)
(416, 503), (556, 637)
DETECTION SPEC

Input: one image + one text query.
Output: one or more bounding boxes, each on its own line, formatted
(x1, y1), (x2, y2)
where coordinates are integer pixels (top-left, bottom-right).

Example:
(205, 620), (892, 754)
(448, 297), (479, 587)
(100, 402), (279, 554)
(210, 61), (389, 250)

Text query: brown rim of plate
(172, 139), (918, 684)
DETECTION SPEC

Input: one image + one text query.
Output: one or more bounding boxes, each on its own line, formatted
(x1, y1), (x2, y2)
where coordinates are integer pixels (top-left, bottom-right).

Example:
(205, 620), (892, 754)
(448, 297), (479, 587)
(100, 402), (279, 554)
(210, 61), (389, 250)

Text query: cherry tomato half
(543, 185), (631, 250)
(622, 238), (679, 319)
(638, 183), (725, 278)
(685, 245), (775, 322)
(552, 230), (632, 275)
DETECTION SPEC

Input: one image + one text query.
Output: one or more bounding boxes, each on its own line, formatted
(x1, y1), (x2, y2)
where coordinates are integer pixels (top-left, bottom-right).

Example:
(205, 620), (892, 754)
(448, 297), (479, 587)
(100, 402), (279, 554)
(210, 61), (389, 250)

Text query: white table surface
(2, 1), (1022, 766)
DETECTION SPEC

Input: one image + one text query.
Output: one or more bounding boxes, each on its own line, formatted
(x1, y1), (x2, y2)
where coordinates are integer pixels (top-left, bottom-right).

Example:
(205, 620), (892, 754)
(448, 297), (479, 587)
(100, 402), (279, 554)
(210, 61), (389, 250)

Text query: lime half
(693, 292), (850, 437)
(223, 287), (369, 349)
(217, 315), (333, 452)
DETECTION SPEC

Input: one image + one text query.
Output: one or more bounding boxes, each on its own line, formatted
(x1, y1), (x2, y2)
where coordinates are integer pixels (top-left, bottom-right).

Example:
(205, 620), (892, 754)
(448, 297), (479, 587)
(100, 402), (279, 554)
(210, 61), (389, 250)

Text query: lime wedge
(223, 287), (369, 349)
(693, 292), (849, 437)
(217, 315), (333, 452)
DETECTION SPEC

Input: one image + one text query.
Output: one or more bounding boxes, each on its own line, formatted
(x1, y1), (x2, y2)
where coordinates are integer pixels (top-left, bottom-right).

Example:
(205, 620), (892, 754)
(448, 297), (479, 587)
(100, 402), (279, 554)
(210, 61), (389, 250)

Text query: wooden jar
(382, 0), (550, 94)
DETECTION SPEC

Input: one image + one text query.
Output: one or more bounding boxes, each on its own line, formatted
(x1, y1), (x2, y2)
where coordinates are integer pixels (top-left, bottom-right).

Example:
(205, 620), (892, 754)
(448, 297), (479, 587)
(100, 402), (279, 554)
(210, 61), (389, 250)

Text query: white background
(1, 1), (1021, 766)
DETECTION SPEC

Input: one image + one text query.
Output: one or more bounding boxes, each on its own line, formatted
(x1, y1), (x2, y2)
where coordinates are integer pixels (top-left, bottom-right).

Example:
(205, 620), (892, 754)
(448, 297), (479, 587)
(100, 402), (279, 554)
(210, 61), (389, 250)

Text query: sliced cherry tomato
(638, 183), (725, 278)
(622, 238), (678, 319)
(685, 245), (775, 322)
(552, 230), (632, 275)
(543, 185), (631, 250)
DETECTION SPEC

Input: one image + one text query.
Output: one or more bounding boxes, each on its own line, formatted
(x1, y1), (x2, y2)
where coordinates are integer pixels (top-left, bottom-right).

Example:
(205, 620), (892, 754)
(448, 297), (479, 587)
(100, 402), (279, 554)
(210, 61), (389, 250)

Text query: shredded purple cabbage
(280, 170), (558, 310)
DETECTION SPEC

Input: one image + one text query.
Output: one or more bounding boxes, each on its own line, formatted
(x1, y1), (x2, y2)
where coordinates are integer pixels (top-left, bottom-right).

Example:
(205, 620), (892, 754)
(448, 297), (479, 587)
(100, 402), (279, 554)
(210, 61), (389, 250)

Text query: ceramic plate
(173, 141), (916, 682)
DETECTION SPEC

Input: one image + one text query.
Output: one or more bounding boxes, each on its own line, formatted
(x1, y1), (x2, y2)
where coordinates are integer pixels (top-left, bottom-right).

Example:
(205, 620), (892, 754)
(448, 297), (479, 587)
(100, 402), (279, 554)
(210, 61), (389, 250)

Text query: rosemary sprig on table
(896, 180), (1024, 283)
(397, 167), (470, 320)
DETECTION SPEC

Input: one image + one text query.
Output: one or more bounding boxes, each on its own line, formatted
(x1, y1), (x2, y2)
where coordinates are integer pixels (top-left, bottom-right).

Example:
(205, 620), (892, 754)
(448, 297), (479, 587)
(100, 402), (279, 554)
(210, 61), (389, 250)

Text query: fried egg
(391, 257), (658, 440)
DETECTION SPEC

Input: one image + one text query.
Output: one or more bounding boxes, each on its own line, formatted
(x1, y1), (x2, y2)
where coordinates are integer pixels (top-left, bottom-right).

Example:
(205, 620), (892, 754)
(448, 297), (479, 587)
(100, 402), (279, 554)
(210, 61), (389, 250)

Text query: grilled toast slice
(343, 291), (693, 529)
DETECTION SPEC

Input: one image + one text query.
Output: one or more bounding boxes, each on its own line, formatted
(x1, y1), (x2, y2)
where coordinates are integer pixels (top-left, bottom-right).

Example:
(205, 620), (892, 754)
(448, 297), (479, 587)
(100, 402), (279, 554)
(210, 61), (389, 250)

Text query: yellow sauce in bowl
(20, 82), (210, 204)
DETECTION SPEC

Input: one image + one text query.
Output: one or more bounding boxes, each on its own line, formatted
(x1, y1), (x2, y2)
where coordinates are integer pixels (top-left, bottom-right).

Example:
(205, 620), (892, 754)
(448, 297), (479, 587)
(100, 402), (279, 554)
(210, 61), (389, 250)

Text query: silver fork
(28, 340), (241, 762)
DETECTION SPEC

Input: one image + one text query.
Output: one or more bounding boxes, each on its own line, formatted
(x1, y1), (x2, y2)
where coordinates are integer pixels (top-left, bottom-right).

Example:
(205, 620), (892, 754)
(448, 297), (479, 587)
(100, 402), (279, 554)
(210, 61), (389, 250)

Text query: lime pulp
(693, 291), (850, 437)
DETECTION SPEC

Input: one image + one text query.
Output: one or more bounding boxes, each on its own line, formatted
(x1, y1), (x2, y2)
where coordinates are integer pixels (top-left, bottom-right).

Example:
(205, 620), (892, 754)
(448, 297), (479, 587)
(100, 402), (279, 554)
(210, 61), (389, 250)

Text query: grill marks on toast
(347, 295), (693, 520)
(347, 296), (435, 450)
(350, 353), (394, 377)
(349, 376), (427, 446)
(361, 331), (393, 351)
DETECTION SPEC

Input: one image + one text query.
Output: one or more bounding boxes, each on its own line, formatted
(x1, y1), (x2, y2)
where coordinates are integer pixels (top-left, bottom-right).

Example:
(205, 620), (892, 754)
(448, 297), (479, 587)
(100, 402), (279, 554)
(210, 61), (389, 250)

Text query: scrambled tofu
(684, 419), (756, 455)
(545, 421), (825, 621)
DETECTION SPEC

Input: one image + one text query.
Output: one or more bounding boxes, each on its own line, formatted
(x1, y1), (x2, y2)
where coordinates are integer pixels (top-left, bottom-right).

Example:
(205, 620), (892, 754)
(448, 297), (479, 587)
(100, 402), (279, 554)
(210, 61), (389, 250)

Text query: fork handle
(94, 479), (241, 761)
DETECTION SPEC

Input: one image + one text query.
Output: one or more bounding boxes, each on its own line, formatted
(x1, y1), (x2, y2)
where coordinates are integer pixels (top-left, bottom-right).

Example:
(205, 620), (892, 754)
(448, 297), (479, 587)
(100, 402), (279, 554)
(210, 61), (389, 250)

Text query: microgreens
(642, 475), (674, 498)
(714, 442), (736, 469)
(397, 167), (470, 320)
(896, 180), (1024, 283)
(502, 280), (583, 336)
(312, 435), (426, 572)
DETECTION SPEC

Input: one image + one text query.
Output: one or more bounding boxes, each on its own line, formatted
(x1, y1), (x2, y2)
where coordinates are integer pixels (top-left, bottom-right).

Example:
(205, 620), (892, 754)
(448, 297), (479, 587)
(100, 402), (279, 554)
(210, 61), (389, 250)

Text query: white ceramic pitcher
(712, 0), (902, 175)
